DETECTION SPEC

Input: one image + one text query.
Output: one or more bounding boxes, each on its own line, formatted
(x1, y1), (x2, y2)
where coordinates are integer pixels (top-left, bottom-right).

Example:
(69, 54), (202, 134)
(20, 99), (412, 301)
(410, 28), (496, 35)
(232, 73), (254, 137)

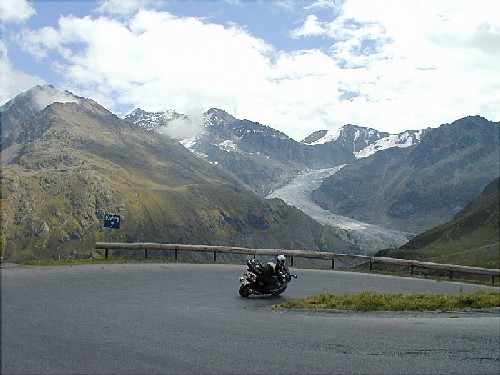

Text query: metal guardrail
(95, 242), (500, 284)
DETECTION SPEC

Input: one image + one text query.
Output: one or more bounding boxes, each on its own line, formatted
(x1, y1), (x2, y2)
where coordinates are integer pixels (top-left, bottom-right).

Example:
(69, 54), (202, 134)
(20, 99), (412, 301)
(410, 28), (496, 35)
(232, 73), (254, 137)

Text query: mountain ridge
(124, 107), (425, 195)
(311, 115), (500, 234)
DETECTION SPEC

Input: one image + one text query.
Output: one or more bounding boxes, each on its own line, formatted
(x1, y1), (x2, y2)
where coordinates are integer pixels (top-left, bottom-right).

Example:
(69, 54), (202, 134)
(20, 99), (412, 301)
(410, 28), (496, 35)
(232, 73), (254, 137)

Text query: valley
(1, 86), (498, 264)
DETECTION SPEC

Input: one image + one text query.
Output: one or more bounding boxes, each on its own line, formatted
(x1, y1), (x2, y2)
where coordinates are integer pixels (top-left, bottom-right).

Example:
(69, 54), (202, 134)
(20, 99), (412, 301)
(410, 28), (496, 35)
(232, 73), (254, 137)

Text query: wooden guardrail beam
(94, 242), (500, 283)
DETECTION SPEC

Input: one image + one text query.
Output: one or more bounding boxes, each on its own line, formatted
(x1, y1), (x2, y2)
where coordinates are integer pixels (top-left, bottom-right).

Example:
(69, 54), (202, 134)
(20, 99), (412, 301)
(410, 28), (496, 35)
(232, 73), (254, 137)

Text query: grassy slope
(376, 178), (499, 268)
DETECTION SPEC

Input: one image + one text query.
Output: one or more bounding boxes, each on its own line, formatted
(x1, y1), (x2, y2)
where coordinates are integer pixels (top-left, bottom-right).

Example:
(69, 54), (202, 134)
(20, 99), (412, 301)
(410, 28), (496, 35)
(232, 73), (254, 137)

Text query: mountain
(125, 108), (357, 195)
(0, 84), (81, 150)
(125, 109), (424, 196)
(311, 116), (500, 234)
(376, 177), (499, 268)
(1, 86), (358, 262)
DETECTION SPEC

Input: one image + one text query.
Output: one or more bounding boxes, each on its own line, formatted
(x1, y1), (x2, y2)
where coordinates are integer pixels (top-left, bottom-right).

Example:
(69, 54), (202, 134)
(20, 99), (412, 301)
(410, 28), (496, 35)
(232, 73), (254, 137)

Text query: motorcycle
(239, 257), (297, 297)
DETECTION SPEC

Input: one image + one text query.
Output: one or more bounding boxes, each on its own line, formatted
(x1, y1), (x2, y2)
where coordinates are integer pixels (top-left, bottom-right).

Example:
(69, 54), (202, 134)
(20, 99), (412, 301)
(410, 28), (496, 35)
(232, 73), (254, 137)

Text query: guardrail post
(145, 249), (148, 260)
(175, 249), (178, 260)
(369, 259), (373, 271)
(332, 258), (335, 269)
(291, 256), (294, 267)
(449, 270), (453, 280)
(214, 251), (217, 262)
(105, 249), (108, 259)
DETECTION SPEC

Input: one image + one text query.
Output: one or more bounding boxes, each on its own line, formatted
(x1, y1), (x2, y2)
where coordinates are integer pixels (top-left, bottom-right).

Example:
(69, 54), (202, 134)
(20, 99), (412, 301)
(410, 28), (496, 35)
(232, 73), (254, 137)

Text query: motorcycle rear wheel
(271, 285), (287, 295)
(239, 284), (251, 297)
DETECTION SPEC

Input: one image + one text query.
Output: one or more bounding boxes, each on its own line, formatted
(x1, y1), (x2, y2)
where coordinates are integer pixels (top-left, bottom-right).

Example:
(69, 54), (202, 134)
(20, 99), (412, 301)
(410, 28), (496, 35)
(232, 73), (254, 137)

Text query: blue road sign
(104, 214), (121, 229)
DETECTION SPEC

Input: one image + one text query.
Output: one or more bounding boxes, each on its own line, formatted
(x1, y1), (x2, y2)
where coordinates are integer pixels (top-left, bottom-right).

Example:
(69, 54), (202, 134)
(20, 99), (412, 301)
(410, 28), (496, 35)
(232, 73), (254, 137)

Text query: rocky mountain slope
(126, 108), (358, 195)
(311, 116), (500, 234)
(1, 86), (357, 262)
(376, 177), (499, 268)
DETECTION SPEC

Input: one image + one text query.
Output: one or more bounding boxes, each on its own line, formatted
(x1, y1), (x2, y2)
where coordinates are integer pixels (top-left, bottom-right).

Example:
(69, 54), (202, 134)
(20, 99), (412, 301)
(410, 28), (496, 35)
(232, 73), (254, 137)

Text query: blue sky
(1, 0), (499, 140)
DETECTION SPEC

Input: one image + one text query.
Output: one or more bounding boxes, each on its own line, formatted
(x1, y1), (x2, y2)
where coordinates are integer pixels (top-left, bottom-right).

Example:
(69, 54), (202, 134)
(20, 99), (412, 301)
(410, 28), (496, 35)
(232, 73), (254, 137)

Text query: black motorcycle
(239, 258), (297, 297)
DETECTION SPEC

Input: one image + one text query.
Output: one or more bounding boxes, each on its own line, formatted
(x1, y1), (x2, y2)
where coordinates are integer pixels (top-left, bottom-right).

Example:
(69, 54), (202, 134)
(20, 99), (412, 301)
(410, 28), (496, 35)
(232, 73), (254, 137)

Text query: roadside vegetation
(278, 290), (500, 312)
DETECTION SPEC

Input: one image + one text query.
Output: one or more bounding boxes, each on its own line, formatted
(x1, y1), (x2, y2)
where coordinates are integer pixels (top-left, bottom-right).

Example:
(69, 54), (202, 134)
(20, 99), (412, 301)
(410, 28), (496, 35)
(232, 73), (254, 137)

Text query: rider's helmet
(276, 254), (286, 266)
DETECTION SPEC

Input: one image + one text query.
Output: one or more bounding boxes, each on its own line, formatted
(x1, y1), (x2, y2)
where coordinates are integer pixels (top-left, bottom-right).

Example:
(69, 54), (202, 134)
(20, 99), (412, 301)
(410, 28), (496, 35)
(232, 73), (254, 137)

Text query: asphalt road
(2, 263), (499, 374)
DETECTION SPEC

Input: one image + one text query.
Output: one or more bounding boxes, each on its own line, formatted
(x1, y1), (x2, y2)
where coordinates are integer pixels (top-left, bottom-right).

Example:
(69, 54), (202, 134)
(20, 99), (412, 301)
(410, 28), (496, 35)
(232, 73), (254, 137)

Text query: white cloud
(0, 0), (42, 105)
(0, 41), (44, 105)
(31, 86), (80, 112)
(306, 0), (340, 9)
(0, 0), (35, 22)
(158, 114), (204, 140)
(291, 15), (326, 38)
(96, 0), (157, 17)
(291, 0), (500, 132)
(15, 0), (500, 139)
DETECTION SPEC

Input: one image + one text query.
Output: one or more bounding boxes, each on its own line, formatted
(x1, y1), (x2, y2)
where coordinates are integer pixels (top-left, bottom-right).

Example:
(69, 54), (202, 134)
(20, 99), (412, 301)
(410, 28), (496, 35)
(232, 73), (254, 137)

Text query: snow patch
(180, 137), (197, 149)
(354, 130), (424, 159)
(307, 128), (342, 145)
(218, 139), (238, 152)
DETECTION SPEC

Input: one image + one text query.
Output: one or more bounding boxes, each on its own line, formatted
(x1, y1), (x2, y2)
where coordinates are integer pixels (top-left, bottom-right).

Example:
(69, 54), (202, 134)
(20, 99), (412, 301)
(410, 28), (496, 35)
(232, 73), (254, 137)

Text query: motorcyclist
(259, 255), (286, 290)
(275, 254), (286, 274)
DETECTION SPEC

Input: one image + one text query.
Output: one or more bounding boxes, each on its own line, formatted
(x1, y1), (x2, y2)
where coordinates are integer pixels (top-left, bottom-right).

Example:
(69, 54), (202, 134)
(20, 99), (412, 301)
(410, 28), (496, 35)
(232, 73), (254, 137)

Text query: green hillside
(376, 178), (500, 268)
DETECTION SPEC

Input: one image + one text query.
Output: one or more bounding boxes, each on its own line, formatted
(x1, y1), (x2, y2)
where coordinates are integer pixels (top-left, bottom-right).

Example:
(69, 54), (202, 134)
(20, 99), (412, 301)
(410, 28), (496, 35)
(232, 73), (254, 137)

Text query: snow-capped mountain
(301, 125), (427, 159)
(125, 107), (426, 167)
(124, 107), (356, 195)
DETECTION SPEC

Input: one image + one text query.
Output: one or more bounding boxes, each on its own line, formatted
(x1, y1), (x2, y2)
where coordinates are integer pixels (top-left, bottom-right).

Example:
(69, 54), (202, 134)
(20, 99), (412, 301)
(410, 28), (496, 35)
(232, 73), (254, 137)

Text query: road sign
(103, 214), (121, 229)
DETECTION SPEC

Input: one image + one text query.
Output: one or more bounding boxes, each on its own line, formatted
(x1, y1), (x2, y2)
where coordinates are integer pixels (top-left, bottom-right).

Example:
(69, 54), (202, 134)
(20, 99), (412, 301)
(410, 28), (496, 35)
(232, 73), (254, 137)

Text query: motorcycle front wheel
(239, 284), (251, 297)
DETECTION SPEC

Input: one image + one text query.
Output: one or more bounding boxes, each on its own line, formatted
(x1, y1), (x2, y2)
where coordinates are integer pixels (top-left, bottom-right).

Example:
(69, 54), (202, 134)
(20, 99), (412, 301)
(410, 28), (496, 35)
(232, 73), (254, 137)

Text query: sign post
(102, 213), (121, 259)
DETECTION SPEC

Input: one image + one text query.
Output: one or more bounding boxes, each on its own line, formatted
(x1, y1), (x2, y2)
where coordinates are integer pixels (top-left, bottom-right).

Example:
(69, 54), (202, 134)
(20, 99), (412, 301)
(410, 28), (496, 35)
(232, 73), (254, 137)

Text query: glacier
(266, 166), (414, 254)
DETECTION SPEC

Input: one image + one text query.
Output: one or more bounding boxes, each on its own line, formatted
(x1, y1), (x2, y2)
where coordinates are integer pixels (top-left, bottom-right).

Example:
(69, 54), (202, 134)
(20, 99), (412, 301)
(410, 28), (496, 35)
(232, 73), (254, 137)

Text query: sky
(1, 0), (499, 140)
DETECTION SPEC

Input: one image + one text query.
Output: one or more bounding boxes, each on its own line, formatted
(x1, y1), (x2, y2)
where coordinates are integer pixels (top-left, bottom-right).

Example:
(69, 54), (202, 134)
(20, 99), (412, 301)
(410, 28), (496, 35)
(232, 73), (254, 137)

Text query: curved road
(2, 263), (499, 374)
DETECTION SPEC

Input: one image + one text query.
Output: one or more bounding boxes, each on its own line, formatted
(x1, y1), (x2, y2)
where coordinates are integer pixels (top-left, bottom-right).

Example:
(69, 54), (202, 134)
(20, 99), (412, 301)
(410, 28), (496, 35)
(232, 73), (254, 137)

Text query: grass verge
(277, 290), (500, 312)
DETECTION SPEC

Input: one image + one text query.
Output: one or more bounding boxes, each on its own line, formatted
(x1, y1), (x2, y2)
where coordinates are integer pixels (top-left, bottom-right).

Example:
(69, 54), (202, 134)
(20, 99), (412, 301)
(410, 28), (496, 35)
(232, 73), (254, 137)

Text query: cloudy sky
(1, 0), (499, 140)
